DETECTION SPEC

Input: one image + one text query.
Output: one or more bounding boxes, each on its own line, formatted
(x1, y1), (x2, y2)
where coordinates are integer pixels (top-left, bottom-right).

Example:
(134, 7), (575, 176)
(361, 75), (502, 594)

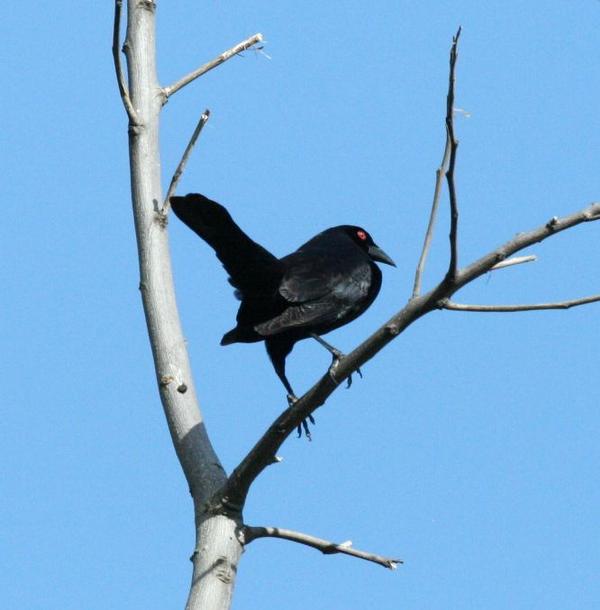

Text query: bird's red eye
(356, 230), (367, 241)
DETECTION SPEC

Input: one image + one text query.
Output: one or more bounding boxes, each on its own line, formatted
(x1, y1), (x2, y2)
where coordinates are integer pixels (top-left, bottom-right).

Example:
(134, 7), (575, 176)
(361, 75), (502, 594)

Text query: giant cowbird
(170, 193), (395, 436)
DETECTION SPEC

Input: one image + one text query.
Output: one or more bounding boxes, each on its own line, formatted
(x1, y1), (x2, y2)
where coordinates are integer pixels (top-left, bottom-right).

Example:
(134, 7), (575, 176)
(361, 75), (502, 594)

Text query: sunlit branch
(160, 109), (211, 217)
(441, 294), (600, 312)
(163, 34), (264, 99)
(490, 255), (537, 270)
(112, 0), (138, 123)
(244, 526), (402, 570)
(412, 129), (452, 297)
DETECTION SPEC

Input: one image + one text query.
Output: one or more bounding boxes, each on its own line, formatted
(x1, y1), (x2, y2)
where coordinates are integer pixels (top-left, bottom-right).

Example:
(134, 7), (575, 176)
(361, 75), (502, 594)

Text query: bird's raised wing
(170, 193), (283, 292)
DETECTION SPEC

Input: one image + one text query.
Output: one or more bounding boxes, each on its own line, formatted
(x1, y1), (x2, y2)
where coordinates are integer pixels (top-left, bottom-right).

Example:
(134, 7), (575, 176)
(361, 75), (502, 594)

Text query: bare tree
(113, 5), (599, 610)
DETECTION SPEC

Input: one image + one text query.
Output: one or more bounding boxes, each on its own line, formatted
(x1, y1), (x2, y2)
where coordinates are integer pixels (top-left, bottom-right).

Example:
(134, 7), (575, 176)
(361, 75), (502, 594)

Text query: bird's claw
(288, 394), (315, 440)
(345, 366), (363, 389)
(296, 413), (315, 440)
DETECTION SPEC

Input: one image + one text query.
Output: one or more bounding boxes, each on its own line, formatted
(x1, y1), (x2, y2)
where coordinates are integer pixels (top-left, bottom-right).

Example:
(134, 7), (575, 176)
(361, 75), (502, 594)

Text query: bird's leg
(278, 370), (315, 440)
(310, 333), (363, 388)
(265, 339), (315, 440)
(310, 333), (344, 360)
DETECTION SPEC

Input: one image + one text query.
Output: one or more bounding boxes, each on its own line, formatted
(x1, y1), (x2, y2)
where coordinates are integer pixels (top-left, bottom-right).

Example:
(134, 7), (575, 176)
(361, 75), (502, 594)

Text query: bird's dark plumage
(171, 193), (395, 430)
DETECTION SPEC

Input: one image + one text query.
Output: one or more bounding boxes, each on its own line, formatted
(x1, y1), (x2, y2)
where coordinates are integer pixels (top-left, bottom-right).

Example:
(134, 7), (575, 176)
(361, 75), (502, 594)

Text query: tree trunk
(122, 2), (241, 608)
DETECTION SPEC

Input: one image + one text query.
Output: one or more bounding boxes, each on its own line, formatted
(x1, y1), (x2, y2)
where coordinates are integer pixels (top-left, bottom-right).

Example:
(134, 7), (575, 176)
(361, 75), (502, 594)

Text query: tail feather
(170, 193), (282, 291)
(220, 326), (261, 345)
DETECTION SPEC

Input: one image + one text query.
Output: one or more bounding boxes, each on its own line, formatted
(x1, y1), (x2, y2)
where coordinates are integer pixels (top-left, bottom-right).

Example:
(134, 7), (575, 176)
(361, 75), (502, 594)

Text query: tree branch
(163, 34), (264, 99)
(214, 202), (600, 512)
(112, 0), (138, 124)
(445, 27), (461, 283)
(243, 526), (402, 570)
(209, 27), (599, 514)
(441, 294), (600, 312)
(490, 254), (537, 270)
(412, 28), (462, 297)
(412, 120), (451, 297)
(160, 108), (211, 217)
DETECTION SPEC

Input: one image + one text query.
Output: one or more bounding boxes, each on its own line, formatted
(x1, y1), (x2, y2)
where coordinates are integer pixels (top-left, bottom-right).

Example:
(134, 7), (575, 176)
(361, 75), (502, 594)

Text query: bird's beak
(368, 244), (396, 267)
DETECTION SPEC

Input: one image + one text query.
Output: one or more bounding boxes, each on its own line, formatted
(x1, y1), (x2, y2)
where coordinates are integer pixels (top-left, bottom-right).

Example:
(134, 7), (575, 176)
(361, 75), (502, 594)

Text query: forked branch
(212, 26), (600, 514)
(412, 30), (461, 298)
(215, 202), (600, 511)
(244, 526), (402, 570)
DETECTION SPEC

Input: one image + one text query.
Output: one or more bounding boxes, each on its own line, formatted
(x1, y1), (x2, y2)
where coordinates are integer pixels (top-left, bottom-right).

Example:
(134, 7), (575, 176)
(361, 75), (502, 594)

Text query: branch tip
(413, 28), (462, 297)
(490, 255), (537, 271)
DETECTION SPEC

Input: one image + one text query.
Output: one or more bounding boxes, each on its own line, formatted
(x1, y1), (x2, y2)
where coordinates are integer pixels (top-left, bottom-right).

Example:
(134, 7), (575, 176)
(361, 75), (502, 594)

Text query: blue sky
(2, 2), (599, 609)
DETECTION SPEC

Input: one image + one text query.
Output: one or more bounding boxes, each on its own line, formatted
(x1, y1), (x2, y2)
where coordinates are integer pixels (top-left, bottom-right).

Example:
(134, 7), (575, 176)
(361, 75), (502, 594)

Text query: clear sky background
(2, 2), (599, 609)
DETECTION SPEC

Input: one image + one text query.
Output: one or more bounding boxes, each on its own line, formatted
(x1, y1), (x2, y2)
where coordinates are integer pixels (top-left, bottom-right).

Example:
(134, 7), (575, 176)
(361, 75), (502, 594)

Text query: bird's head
(342, 226), (396, 267)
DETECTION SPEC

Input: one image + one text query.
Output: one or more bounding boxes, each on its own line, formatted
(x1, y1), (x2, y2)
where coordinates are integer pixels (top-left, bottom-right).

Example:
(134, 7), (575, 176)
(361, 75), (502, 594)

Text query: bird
(170, 193), (395, 437)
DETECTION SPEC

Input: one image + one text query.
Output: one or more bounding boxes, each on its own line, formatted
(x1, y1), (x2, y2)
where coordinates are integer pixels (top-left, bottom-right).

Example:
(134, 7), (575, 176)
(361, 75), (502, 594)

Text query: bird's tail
(170, 193), (282, 291)
(220, 326), (261, 345)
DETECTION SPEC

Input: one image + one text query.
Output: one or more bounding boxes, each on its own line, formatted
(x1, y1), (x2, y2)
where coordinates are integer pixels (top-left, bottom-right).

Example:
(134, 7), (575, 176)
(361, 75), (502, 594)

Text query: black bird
(170, 193), (395, 435)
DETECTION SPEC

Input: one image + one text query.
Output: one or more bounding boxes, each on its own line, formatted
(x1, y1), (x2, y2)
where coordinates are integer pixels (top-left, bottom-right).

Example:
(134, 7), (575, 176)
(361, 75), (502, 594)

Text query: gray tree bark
(119, 2), (241, 609)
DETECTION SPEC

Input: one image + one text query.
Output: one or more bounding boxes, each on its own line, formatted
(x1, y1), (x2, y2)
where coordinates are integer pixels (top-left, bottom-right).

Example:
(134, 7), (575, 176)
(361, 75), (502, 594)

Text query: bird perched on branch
(170, 193), (395, 437)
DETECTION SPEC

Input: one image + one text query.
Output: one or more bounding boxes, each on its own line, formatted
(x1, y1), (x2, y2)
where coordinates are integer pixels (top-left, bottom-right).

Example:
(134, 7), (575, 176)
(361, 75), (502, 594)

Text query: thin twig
(490, 255), (537, 270)
(441, 294), (600, 312)
(112, 0), (138, 123)
(445, 27), (461, 283)
(412, 128), (452, 298)
(214, 202), (600, 511)
(161, 109), (211, 216)
(243, 526), (402, 570)
(163, 34), (264, 99)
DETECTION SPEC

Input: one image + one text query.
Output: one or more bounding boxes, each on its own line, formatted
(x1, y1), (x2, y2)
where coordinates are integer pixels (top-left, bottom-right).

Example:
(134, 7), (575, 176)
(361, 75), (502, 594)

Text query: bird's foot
(328, 351), (363, 389)
(310, 334), (362, 389)
(287, 394), (315, 440)
(345, 365), (363, 389)
(296, 414), (315, 441)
